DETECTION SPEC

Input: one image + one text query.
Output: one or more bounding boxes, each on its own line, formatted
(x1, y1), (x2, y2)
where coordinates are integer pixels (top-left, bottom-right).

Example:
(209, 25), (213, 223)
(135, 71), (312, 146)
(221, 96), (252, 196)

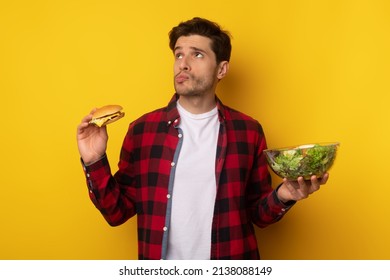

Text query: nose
(178, 56), (190, 71)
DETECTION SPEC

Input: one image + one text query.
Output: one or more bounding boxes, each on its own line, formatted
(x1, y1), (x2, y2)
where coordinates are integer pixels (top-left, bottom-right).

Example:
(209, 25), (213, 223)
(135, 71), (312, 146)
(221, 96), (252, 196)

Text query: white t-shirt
(166, 101), (219, 260)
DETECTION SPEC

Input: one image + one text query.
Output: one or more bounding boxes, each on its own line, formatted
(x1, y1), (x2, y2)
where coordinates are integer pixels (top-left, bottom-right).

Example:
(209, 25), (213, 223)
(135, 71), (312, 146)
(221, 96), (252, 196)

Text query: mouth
(175, 73), (190, 84)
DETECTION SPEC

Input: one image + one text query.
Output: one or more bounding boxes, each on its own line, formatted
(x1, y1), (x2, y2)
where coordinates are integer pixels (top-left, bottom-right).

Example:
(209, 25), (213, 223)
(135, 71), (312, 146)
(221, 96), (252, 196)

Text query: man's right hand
(76, 109), (108, 165)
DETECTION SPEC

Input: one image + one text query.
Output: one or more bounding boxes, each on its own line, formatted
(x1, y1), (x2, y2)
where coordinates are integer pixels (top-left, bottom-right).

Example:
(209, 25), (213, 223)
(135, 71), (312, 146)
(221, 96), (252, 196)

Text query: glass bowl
(264, 142), (339, 180)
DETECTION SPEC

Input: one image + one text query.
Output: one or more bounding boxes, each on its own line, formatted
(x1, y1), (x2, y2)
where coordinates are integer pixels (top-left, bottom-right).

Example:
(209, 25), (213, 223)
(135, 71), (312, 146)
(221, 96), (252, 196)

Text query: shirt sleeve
(81, 151), (137, 226)
(247, 124), (295, 228)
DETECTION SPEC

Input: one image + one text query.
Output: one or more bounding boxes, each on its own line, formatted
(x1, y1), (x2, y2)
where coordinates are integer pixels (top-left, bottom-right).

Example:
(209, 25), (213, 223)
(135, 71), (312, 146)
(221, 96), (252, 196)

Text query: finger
(310, 175), (321, 192)
(283, 178), (299, 192)
(320, 172), (329, 185)
(310, 175), (319, 185)
(81, 113), (93, 124)
(297, 176), (309, 189)
(79, 108), (97, 124)
(77, 121), (91, 137)
(296, 176), (314, 198)
(77, 112), (95, 135)
(285, 178), (309, 199)
(77, 122), (87, 131)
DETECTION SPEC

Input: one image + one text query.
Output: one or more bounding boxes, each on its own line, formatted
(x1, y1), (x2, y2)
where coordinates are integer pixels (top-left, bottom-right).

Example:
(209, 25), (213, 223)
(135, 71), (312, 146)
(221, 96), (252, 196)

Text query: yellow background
(1, 0), (389, 259)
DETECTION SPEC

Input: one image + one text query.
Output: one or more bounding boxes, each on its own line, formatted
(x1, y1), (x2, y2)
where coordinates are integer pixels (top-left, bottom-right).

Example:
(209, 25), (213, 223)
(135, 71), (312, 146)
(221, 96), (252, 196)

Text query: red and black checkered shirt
(82, 94), (293, 260)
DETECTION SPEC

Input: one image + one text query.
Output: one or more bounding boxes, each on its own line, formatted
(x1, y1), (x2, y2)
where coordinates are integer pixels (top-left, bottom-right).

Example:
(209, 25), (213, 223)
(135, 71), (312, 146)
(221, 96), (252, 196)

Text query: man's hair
(169, 17), (232, 63)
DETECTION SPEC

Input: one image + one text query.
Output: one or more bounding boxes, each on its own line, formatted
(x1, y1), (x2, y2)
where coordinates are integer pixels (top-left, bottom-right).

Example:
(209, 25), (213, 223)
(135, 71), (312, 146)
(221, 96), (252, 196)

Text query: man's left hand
(277, 173), (329, 203)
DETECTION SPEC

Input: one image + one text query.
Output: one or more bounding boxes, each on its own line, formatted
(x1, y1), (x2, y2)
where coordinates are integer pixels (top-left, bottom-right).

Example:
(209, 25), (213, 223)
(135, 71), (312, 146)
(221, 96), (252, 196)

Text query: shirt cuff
(80, 154), (107, 168)
(80, 154), (111, 191)
(274, 183), (296, 208)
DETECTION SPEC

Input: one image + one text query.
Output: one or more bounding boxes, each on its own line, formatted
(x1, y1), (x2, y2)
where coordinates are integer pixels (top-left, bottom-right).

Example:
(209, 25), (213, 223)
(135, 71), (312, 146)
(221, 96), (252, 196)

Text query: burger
(89, 105), (125, 127)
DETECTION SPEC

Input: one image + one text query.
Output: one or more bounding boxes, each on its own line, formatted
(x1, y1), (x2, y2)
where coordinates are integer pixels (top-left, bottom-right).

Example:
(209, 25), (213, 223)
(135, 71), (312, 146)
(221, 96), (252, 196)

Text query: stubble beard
(174, 74), (215, 97)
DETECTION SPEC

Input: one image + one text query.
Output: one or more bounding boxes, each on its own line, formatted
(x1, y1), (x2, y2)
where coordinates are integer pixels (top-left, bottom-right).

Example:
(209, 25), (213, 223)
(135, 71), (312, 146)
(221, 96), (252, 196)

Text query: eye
(175, 53), (183, 59)
(195, 52), (204, 58)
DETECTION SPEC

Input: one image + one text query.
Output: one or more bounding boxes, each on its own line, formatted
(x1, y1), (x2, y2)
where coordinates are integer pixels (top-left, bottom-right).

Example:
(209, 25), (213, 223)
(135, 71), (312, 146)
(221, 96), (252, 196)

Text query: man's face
(173, 35), (221, 98)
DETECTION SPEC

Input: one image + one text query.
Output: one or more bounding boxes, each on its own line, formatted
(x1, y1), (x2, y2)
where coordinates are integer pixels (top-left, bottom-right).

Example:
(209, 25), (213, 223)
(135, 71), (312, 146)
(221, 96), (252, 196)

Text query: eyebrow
(174, 46), (207, 53)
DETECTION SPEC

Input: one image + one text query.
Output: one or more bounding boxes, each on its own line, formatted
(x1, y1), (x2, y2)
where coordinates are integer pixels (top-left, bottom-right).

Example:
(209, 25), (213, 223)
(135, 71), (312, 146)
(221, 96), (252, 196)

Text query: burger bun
(89, 105), (125, 127)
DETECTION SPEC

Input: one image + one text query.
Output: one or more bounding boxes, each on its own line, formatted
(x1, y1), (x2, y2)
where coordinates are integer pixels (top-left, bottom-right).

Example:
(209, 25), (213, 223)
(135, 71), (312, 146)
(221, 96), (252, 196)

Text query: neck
(177, 93), (217, 114)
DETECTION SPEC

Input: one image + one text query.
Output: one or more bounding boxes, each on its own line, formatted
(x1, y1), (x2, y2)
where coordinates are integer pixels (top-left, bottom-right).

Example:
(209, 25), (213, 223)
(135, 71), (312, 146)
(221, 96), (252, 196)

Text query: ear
(217, 61), (229, 80)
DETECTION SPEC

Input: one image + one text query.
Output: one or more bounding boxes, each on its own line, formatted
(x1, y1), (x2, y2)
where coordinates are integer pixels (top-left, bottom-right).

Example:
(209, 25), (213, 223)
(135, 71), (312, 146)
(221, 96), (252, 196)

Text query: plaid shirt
(82, 94), (294, 260)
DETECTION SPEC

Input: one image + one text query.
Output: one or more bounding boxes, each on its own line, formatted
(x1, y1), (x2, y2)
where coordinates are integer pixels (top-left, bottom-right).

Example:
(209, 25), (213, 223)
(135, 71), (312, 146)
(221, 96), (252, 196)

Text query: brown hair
(169, 17), (232, 63)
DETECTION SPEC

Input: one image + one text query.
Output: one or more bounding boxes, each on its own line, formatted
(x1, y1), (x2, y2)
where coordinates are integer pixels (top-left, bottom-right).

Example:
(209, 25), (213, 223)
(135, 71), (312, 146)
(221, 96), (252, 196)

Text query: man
(77, 17), (328, 260)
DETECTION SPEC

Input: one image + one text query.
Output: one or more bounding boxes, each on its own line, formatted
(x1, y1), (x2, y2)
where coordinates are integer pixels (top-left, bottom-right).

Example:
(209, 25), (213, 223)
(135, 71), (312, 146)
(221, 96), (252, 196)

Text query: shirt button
(178, 133), (183, 138)
(167, 194), (171, 199)
(171, 162), (175, 167)
(86, 173), (90, 178)
(167, 121), (172, 125)
(163, 226), (168, 231)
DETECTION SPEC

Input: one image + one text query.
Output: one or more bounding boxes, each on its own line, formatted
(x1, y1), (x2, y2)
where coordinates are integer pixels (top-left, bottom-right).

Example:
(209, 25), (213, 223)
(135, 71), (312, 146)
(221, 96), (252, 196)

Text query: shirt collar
(166, 94), (227, 127)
